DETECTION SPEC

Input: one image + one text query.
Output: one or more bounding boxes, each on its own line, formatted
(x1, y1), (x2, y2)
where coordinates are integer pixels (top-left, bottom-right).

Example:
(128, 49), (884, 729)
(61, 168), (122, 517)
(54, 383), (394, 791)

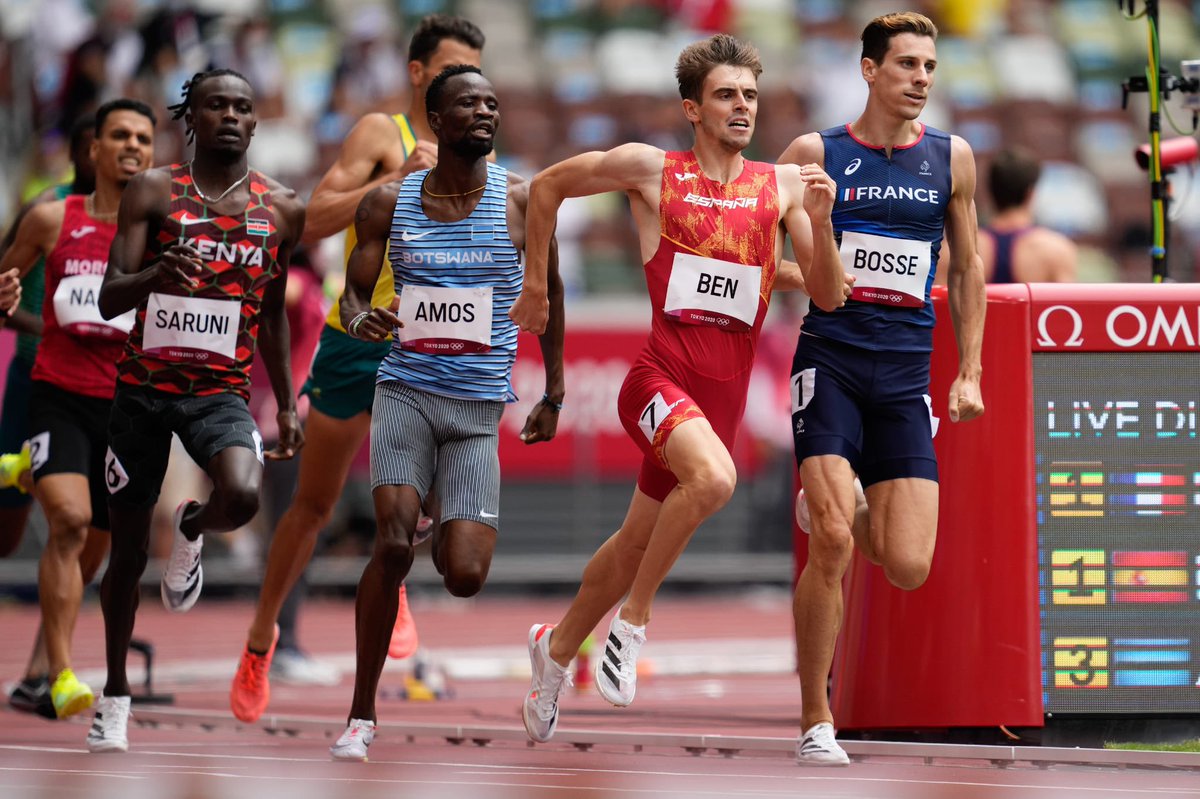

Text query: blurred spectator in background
(980, 146), (1077, 283)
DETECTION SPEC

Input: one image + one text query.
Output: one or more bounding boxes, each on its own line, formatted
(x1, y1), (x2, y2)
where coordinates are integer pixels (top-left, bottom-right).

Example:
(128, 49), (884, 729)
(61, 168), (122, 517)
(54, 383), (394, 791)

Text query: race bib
(663, 252), (761, 332)
(397, 284), (493, 354)
(142, 292), (240, 364)
(52, 273), (135, 339)
(840, 231), (931, 308)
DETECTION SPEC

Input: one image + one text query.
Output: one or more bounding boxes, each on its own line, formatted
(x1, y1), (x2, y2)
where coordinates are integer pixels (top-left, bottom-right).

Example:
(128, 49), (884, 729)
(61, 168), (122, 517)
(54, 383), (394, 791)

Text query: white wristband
(347, 311), (370, 338)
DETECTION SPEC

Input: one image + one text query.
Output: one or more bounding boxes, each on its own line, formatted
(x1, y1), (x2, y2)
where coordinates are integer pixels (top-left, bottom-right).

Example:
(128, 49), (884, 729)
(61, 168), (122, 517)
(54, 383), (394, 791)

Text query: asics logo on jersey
(675, 172), (696, 181)
(683, 193), (757, 210)
(401, 230), (433, 242)
(844, 158), (862, 176)
(70, 226), (96, 239)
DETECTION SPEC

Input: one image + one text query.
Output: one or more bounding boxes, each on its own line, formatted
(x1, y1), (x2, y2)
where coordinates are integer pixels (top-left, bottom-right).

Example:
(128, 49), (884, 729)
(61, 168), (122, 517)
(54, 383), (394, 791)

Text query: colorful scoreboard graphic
(1049, 636), (1194, 690)
(1043, 462), (1199, 518)
(1035, 353), (1200, 713)
(1048, 549), (1193, 605)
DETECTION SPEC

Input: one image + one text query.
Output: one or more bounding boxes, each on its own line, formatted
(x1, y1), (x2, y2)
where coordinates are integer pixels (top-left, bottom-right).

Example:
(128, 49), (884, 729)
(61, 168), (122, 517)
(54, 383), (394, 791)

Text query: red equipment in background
(811, 283), (1200, 730)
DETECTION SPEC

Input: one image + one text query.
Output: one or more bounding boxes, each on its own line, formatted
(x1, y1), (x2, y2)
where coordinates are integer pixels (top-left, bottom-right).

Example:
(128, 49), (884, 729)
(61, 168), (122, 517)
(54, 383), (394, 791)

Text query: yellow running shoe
(0, 442), (31, 493)
(51, 668), (94, 719)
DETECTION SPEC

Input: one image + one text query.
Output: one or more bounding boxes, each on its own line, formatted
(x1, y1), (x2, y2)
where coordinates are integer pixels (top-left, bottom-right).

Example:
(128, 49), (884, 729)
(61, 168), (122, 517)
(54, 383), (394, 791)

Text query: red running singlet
(616, 150), (781, 500)
(33, 195), (132, 399)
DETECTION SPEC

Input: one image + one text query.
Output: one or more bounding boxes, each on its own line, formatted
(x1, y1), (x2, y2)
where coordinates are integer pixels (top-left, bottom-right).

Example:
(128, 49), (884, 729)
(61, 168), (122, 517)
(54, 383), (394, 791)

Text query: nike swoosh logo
(480, 511), (498, 519)
(70, 226), (95, 239)
(401, 230), (433, 242)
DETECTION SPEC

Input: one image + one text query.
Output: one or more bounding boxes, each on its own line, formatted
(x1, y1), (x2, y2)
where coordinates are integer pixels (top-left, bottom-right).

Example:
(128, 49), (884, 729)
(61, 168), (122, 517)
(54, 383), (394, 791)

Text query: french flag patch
(246, 219), (271, 237)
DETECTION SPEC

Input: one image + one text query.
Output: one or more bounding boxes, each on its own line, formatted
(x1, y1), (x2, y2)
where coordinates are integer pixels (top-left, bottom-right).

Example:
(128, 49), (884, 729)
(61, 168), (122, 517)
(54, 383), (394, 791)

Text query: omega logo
(1036, 305), (1084, 348)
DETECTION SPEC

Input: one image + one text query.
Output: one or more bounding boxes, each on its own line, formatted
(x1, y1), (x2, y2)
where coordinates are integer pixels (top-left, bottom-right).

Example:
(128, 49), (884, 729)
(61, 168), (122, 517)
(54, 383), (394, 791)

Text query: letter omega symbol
(1036, 305), (1085, 348)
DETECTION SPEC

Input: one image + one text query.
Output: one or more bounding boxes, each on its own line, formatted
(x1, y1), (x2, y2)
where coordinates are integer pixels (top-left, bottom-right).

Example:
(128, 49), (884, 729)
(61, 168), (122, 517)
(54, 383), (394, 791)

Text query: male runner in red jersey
(86, 69), (305, 753)
(0, 99), (155, 720)
(509, 33), (847, 743)
(1, 114), (97, 720)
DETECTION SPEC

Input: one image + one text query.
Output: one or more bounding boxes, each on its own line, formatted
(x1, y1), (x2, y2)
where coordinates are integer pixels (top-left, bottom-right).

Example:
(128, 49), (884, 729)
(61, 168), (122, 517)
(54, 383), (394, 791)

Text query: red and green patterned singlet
(117, 163), (282, 400)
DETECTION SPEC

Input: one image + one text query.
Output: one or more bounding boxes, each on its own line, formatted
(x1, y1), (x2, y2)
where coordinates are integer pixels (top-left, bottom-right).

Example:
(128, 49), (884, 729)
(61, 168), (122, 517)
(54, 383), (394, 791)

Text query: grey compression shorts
(370, 380), (504, 531)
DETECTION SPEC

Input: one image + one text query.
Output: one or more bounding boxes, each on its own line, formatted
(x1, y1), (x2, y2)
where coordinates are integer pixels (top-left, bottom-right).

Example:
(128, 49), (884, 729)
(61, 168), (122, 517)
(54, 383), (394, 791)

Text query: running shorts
(790, 333), (939, 487)
(615, 359), (747, 502)
(300, 324), (391, 420)
(27, 379), (113, 529)
(106, 383), (263, 508)
(370, 380), (503, 531)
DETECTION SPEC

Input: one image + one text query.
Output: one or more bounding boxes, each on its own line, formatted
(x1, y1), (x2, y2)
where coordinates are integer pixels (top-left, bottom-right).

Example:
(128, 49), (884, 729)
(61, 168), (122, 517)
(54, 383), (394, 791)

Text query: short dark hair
(166, 68), (250, 142)
(94, 99), (156, 136)
(168, 68), (251, 118)
(988, 147), (1042, 211)
(408, 14), (485, 64)
(861, 12), (938, 64)
(674, 34), (762, 103)
(426, 64), (483, 114)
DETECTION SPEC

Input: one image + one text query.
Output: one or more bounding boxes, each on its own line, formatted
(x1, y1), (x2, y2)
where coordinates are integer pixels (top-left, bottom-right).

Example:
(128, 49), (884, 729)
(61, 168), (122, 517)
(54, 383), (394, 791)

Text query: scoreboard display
(1035, 351), (1200, 714)
(831, 284), (1200, 730)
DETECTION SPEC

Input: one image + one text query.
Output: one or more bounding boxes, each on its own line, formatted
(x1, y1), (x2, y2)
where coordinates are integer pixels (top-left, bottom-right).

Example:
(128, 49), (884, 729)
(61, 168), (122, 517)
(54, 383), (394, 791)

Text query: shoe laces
(611, 621), (646, 681)
(165, 534), (201, 584)
(341, 718), (374, 743)
(94, 697), (131, 734)
(532, 663), (573, 719)
(801, 722), (839, 752)
(238, 650), (268, 693)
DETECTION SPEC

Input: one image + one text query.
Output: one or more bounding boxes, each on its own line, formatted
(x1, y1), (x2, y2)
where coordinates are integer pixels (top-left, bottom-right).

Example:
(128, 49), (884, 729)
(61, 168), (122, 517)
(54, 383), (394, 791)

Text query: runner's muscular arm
(0, 187), (62, 334)
(507, 177), (565, 445)
(0, 201), (60, 280)
(509, 142), (663, 334)
(303, 113), (436, 243)
(776, 162), (844, 310)
(258, 184), (307, 459)
(338, 184), (402, 340)
(944, 134), (986, 423)
(0, 203), (62, 324)
(99, 169), (198, 318)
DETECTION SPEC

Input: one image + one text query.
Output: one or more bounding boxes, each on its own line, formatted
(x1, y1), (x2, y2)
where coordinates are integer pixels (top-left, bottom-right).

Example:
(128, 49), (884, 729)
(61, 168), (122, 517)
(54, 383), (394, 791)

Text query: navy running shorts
(790, 333), (938, 487)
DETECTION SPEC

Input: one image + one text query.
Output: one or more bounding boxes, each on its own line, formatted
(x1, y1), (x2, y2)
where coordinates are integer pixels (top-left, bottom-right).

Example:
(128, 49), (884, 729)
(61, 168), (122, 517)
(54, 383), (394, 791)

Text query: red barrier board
(830, 284), (1043, 729)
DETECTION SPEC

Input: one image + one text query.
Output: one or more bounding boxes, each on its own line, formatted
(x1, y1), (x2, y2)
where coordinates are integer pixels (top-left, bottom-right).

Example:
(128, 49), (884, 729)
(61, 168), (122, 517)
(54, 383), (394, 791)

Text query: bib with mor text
(52, 274), (135, 339)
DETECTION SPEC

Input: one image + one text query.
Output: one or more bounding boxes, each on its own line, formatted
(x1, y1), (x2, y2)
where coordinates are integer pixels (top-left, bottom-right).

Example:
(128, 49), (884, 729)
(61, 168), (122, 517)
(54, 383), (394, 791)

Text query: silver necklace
(189, 162), (250, 204)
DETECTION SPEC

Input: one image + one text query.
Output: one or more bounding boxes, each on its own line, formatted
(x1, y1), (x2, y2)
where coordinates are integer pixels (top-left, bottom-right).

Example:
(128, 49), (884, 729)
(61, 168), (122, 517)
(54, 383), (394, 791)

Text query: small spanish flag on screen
(1111, 551), (1189, 603)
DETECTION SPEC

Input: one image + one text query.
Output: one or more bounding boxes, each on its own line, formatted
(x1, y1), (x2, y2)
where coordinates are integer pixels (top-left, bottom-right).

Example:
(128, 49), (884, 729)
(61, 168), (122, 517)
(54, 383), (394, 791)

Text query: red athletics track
(1, 593), (1198, 798)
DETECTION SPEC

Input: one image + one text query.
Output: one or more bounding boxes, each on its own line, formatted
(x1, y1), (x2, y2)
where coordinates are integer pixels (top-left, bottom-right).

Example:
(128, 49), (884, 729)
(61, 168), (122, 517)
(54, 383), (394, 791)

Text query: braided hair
(167, 68), (250, 143)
